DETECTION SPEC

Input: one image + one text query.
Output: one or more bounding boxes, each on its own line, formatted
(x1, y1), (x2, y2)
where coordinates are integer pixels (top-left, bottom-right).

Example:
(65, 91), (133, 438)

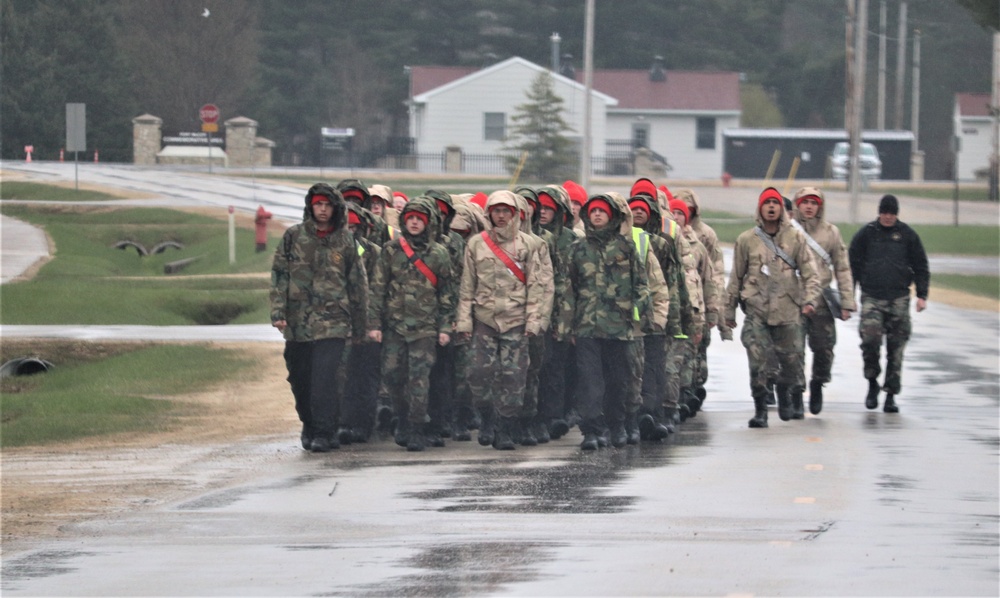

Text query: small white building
(408, 56), (742, 179)
(954, 92), (994, 181)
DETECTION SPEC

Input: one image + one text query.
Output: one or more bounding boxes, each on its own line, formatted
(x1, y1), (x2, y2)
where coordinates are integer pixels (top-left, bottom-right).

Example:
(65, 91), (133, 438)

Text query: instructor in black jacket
(848, 194), (929, 413)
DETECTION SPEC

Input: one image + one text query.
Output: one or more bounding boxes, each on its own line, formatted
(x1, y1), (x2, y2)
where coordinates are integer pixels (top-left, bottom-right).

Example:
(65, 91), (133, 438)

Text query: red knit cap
(404, 210), (429, 226)
(347, 211), (361, 225)
(658, 185), (675, 202)
(628, 198), (651, 216)
(668, 198), (690, 223)
(588, 198), (612, 217)
(563, 180), (588, 206)
(758, 187), (784, 209)
(794, 186), (823, 206)
(470, 192), (488, 209)
(538, 192), (558, 211)
(341, 189), (366, 203)
(630, 178), (657, 199)
(311, 194), (331, 205)
(392, 191), (408, 203)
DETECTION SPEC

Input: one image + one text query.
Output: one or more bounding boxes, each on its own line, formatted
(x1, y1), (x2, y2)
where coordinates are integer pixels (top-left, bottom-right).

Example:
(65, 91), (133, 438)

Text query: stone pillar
(445, 146), (462, 173)
(224, 116), (258, 168)
(254, 137), (275, 168)
(132, 114), (162, 166)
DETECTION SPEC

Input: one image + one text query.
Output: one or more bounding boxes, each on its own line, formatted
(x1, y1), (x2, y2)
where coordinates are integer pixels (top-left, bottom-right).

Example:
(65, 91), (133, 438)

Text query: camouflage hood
(337, 178), (371, 207)
(628, 193), (664, 235)
(581, 192), (626, 242)
(424, 189), (456, 233)
(400, 196), (438, 250)
(450, 195), (490, 235)
(754, 186), (792, 229)
(674, 188), (706, 228)
(484, 190), (521, 243)
(791, 186), (827, 234)
(303, 183), (347, 231)
(537, 185), (571, 236)
(368, 183), (399, 230)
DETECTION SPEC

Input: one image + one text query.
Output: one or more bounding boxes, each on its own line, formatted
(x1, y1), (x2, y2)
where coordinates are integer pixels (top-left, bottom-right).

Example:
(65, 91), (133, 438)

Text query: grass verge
(0, 204), (275, 325)
(1, 181), (122, 201)
(0, 341), (251, 447)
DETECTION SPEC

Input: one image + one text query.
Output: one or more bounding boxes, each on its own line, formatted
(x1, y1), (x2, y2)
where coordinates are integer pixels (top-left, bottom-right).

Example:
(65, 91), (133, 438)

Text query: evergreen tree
(503, 71), (576, 183)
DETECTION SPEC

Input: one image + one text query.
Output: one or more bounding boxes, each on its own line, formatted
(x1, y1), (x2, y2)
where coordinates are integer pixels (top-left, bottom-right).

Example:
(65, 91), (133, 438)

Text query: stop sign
(199, 104), (220, 124)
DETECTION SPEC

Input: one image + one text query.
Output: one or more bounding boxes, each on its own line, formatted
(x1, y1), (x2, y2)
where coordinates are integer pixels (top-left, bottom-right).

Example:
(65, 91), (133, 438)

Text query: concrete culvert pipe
(0, 357), (54, 378)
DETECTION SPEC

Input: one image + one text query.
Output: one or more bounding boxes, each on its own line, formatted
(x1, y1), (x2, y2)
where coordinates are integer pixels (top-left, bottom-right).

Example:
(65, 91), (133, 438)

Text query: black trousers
(538, 337), (571, 422)
(428, 343), (455, 431)
(574, 337), (630, 435)
(343, 341), (380, 438)
(641, 335), (668, 416)
(284, 338), (346, 438)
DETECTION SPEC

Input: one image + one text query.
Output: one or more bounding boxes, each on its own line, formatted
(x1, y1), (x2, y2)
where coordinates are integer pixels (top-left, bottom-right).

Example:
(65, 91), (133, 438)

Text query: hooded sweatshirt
(369, 197), (455, 341)
(630, 192), (689, 337)
(725, 187), (822, 326)
(270, 183), (369, 341)
(560, 193), (650, 340)
(675, 188), (725, 328)
(513, 191), (556, 330)
(612, 192), (669, 335)
(457, 190), (547, 336)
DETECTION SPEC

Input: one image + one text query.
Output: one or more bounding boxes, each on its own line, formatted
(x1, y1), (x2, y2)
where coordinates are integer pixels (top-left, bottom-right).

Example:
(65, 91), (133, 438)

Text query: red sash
(480, 231), (526, 284)
(398, 237), (438, 288)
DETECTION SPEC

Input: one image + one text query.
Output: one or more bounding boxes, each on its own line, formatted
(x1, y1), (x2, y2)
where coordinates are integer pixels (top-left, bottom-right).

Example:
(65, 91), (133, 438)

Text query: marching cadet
(725, 187), (821, 428)
(270, 183), (369, 452)
(368, 197), (456, 451)
(457, 190), (547, 450)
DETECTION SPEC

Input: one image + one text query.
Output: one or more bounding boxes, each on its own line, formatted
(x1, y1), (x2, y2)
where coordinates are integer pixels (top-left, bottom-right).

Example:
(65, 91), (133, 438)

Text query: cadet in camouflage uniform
(424, 190), (466, 444)
(535, 185), (577, 439)
(790, 187), (856, 416)
(849, 194), (929, 413)
(338, 179), (393, 247)
(668, 198), (714, 421)
(457, 190), (547, 451)
(560, 194), (650, 451)
(270, 183), (369, 452)
(339, 203), (382, 444)
(368, 197), (456, 452)
(675, 188), (730, 407)
(725, 187), (821, 428)
(513, 187), (557, 445)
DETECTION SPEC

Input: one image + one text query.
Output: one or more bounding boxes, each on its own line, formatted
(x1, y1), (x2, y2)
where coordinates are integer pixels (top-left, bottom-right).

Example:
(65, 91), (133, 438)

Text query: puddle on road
(1, 549), (97, 592)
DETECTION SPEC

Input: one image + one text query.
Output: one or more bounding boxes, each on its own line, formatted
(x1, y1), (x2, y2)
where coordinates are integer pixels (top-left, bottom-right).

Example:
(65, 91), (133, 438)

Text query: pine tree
(503, 71), (577, 183)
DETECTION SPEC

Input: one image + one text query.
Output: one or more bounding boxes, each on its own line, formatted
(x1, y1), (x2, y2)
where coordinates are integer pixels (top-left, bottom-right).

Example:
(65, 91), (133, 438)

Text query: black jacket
(849, 219), (929, 301)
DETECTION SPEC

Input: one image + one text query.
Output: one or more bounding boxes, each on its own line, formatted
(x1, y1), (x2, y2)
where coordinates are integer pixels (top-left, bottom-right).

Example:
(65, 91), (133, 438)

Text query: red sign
(199, 104), (220, 124)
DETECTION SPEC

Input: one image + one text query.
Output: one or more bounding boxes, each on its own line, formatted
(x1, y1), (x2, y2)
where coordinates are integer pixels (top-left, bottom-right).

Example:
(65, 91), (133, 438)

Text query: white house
(954, 92), (994, 181)
(408, 56), (742, 179)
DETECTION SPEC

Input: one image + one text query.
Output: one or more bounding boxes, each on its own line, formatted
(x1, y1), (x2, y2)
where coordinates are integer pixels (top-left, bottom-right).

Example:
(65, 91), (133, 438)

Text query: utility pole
(845, 0), (855, 128)
(849, 0), (868, 224)
(580, 0), (594, 189)
(911, 28), (923, 181)
(991, 31), (999, 202)
(877, 0), (886, 130)
(894, 2), (907, 130)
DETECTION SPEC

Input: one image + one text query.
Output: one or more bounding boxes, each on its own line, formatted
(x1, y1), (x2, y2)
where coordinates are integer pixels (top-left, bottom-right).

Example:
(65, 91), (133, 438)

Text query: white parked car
(831, 142), (882, 180)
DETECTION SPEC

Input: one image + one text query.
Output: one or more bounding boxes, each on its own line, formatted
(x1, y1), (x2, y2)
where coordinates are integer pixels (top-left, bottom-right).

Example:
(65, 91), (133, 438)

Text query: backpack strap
(753, 226), (797, 270)
(480, 231), (526, 284)
(398, 237), (438, 288)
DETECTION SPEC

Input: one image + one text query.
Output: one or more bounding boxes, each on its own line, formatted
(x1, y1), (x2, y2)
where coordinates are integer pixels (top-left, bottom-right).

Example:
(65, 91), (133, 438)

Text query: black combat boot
(376, 405), (394, 433)
(791, 388), (805, 420)
(638, 413), (656, 441)
(407, 423), (427, 452)
(519, 418), (538, 446)
(493, 417), (516, 450)
(695, 387), (707, 409)
(477, 407), (496, 446)
(748, 397), (769, 428)
(579, 432), (600, 451)
(337, 426), (353, 446)
(393, 419), (410, 448)
(549, 418), (570, 440)
(532, 418), (550, 444)
(624, 413), (641, 445)
(865, 379), (880, 409)
(883, 393), (899, 413)
(659, 408), (677, 436)
(300, 424), (313, 451)
(809, 380), (824, 415)
(681, 387), (700, 418)
(776, 383), (793, 421)
(609, 423), (628, 448)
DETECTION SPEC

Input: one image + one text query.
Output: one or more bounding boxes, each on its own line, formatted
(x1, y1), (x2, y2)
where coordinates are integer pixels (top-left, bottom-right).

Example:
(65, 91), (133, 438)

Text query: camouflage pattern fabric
(379, 330), (437, 424)
(740, 313), (804, 400)
(625, 338), (645, 413)
(469, 322), (529, 419)
(271, 219), (369, 342)
(859, 294), (912, 394)
(803, 307), (838, 384)
(663, 336), (682, 410)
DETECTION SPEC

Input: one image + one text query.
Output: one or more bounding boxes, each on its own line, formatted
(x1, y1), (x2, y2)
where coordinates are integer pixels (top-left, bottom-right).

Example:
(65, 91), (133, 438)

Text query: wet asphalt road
(3, 302), (997, 596)
(2, 162), (998, 595)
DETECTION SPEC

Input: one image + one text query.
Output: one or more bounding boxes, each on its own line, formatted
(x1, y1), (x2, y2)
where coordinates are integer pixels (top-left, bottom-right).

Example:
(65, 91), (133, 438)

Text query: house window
(696, 117), (716, 149)
(484, 112), (505, 141)
(632, 123), (650, 149)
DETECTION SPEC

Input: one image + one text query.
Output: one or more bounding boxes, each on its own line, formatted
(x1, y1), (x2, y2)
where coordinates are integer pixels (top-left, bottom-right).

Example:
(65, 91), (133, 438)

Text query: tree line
(1, 0), (994, 179)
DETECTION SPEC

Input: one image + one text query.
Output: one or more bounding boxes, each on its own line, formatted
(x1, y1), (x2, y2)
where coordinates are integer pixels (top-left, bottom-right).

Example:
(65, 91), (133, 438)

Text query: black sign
(162, 132), (225, 146)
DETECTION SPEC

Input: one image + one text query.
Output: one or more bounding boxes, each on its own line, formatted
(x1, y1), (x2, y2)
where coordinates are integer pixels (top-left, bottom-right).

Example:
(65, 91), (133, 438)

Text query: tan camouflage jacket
(675, 189), (725, 328)
(678, 226), (710, 333)
(791, 198), (857, 313)
(725, 208), (822, 326)
(515, 194), (556, 330)
(457, 191), (547, 336)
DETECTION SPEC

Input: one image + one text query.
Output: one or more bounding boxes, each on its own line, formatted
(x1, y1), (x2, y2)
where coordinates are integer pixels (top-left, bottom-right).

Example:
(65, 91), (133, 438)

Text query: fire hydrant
(255, 205), (273, 253)
(721, 171), (732, 188)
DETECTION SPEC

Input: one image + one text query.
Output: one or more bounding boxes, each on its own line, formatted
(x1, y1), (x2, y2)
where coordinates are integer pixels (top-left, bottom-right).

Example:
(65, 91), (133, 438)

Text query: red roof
(588, 70), (741, 111)
(956, 93), (992, 118)
(409, 61), (741, 112)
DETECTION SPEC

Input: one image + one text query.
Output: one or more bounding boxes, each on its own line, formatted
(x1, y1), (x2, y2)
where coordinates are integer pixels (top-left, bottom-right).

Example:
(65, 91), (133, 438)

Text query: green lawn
(0, 342), (251, 447)
(1, 181), (122, 201)
(0, 204), (275, 325)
